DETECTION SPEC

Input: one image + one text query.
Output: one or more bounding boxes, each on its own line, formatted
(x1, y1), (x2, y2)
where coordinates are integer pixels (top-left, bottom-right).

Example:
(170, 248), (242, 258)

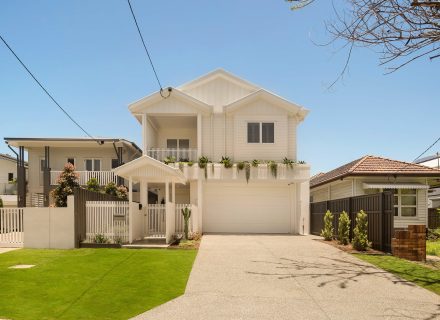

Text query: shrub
(428, 228), (440, 241)
(188, 231), (202, 241)
(352, 210), (370, 251)
(181, 206), (192, 240)
(198, 156), (209, 169)
(321, 210), (334, 240)
(187, 161), (194, 167)
(220, 156), (233, 168)
(51, 163), (79, 207)
(86, 178), (100, 192)
(93, 234), (108, 244)
(338, 211), (351, 245)
(104, 182), (118, 197)
(116, 185), (128, 200)
(0, 197), (3, 208)
(252, 159), (260, 167)
(163, 156), (176, 165)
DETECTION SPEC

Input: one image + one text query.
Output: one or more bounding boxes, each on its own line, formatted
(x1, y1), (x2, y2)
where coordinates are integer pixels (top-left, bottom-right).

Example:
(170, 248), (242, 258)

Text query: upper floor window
(393, 189), (417, 217)
(85, 159), (101, 171)
(8, 173), (13, 181)
(167, 139), (190, 149)
(247, 122), (274, 144)
(67, 158), (75, 166)
(111, 159), (120, 169)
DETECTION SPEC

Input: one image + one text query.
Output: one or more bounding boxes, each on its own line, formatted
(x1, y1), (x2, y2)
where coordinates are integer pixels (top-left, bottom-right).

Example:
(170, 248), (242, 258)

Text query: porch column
(165, 180), (170, 203)
(128, 176), (133, 243)
(140, 181), (148, 207)
(43, 146), (51, 207)
(17, 146), (26, 207)
(129, 176), (133, 203)
(197, 113), (202, 159)
(142, 113), (148, 155)
(172, 181), (176, 203)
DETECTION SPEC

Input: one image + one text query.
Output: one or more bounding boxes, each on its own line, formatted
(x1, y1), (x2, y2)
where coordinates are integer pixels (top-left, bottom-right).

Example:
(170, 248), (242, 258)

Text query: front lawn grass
(0, 248), (197, 320)
(356, 254), (440, 295)
(427, 240), (440, 256)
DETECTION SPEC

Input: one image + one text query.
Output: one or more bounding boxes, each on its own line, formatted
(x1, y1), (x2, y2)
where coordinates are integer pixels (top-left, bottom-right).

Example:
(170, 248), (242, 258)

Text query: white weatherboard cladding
(182, 77), (254, 112)
(203, 182), (296, 234)
(145, 96), (204, 115)
(233, 115), (288, 161)
(330, 180), (352, 200)
(0, 159), (17, 184)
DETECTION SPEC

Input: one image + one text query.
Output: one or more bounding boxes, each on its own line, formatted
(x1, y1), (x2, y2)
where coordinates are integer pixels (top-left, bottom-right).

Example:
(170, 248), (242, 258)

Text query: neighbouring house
(0, 153), (27, 207)
(310, 155), (440, 229)
(4, 137), (142, 207)
(414, 153), (440, 208)
(114, 69), (311, 235)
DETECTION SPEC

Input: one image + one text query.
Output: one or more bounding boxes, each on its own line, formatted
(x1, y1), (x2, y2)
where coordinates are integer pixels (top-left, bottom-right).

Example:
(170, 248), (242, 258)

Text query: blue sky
(0, 0), (438, 174)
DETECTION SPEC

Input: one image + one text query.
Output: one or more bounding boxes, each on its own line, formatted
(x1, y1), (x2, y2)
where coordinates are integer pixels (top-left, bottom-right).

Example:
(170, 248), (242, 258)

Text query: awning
(362, 183), (429, 190)
(112, 155), (187, 184)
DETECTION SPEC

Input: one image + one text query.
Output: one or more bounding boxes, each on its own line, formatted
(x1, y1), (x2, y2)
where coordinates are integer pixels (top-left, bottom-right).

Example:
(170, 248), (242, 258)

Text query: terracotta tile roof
(310, 155), (440, 188)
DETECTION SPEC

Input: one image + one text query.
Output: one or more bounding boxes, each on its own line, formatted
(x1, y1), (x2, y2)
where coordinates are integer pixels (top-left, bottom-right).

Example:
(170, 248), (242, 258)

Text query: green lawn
(356, 254), (440, 295)
(0, 249), (197, 320)
(427, 241), (440, 256)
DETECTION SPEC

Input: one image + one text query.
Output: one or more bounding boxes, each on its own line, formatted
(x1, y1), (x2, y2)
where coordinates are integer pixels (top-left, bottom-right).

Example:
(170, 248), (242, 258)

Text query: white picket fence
(175, 204), (193, 234)
(0, 208), (24, 247)
(85, 201), (129, 244)
(146, 204), (166, 238)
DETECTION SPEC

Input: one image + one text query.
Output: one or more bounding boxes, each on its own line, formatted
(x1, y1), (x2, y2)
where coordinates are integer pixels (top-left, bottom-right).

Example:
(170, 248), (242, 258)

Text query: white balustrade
(51, 171), (119, 186)
(147, 148), (198, 162)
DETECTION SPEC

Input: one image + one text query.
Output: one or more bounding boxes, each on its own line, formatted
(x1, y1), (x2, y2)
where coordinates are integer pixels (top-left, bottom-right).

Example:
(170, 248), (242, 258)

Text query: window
(247, 123), (260, 143)
(166, 139), (190, 149)
(393, 189), (417, 217)
(262, 123), (274, 143)
(67, 158), (75, 166)
(8, 173), (13, 181)
(111, 159), (120, 169)
(247, 122), (274, 144)
(85, 159), (101, 171)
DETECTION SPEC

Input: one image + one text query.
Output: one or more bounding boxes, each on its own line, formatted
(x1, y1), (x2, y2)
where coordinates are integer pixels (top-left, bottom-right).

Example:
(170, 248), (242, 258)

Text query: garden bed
(317, 239), (385, 255)
(79, 242), (122, 249)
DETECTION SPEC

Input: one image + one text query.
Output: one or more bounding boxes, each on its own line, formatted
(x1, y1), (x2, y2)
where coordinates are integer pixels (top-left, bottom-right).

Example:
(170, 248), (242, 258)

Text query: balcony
(50, 171), (118, 186)
(147, 148), (198, 162)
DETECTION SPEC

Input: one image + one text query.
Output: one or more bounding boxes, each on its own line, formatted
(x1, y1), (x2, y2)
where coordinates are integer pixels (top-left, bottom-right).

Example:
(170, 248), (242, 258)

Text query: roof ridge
(348, 155), (370, 173)
(370, 155), (440, 172)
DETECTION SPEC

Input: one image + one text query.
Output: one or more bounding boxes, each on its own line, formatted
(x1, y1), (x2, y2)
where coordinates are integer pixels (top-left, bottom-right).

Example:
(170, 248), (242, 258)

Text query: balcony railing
(51, 171), (118, 186)
(147, 148), (198, 162)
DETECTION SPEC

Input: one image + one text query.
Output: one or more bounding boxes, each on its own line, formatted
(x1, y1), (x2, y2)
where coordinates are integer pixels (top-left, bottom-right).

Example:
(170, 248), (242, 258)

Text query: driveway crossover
(133, 235), (440, 320)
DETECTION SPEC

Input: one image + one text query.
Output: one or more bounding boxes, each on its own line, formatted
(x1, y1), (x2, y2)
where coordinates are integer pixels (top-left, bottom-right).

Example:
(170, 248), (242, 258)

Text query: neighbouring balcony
(147, 148), (198, 162)
(50, 171), (118, 186)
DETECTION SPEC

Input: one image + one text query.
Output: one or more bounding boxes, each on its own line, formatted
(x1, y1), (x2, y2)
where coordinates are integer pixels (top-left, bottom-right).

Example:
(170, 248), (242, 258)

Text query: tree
(352, 210), (370, 251)
(51, 163), (79, 207)
(321, 210), (334, 241)
(181, 206), (192, 240)
(338, 211), (351, 245)
(287, 0), (440, 75)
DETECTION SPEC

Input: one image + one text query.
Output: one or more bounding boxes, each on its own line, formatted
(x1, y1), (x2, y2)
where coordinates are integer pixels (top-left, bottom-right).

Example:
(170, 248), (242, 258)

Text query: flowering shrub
(116, 185), (128, 200)
(51, 163), (79, 207)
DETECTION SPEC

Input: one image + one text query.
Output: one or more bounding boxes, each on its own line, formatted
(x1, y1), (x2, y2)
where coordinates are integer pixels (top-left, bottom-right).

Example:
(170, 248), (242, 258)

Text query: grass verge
(0, 248), (197, 320)
(356, 254), (440, 295)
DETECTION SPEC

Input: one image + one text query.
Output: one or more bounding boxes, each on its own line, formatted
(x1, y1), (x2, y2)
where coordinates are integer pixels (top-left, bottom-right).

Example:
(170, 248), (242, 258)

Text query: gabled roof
(112, 155), (186, 184)
(224, 89), (309, 121)
(178, 68), (260, 92)
(310, 155), (440, 188)
(128, 88), (212, 118)
(0, 153), (28, 166)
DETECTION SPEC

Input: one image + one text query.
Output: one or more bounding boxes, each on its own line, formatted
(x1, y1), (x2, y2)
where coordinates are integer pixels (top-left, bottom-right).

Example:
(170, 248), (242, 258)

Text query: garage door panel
(203, 183), (291, 233)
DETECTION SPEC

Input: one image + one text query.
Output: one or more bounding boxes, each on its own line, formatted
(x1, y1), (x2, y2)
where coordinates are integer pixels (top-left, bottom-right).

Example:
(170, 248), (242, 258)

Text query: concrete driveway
(133, 235), (440, 320)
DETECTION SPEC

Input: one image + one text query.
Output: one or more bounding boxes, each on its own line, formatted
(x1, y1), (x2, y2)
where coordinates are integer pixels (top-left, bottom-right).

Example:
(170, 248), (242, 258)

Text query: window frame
(8, 173), (13, 182)
(84, 158), (102, 171)
(247, 122), (275, 144)
(66, 157), (75, 167)
(393, 189), (417, 218)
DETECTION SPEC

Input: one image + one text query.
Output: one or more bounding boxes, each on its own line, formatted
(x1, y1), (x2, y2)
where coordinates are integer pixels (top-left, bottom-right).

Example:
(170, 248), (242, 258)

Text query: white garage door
(203, 183), (293, 234)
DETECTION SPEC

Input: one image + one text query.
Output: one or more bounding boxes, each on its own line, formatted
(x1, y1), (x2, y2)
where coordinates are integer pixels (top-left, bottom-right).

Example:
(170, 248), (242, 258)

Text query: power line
(0, 34), (98, 142)
(127, 0), (170, 98)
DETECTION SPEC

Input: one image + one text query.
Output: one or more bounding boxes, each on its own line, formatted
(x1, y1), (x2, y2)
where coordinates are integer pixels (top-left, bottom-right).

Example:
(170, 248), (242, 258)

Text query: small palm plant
(181, 206), (192, 240)
(321, 210), (334, 241)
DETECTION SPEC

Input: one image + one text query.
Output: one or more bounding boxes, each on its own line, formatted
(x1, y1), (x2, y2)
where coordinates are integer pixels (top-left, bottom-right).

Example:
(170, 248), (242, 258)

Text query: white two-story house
(114, 69), (311, 235)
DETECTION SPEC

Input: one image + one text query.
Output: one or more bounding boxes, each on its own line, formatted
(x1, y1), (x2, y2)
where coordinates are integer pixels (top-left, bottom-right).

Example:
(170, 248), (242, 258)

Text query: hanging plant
(187, 161), (194, 167)
(164, 156), (176, 165)
(236, 161), (245, 175)
(282, 157), (295, 169)
(178, 162), (184, 172)
(245, 162), (251, 184)
(198, 156), (209, 168)
(268, 161), (278, 178)
(298, 160), (306, 164)
(252, 159), (260, 168)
